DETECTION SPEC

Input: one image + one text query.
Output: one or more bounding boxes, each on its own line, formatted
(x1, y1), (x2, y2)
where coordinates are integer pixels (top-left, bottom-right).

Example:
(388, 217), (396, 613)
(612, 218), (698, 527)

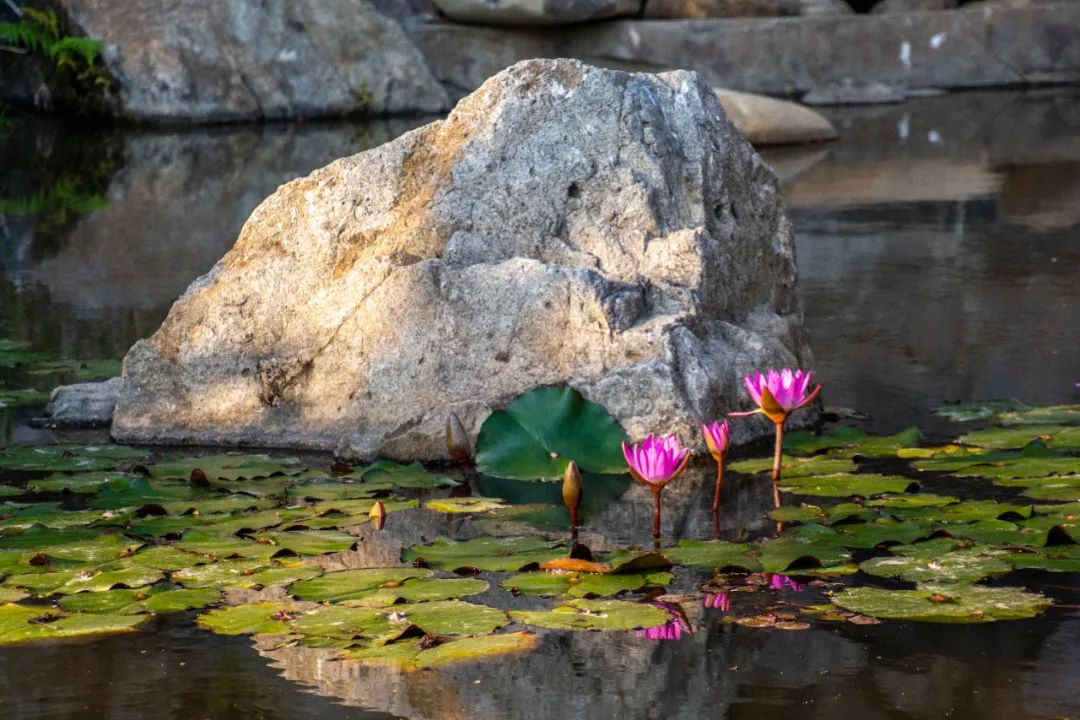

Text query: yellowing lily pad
(424, 497), (507, 514)
(510, 599), (669, 632)
(197, 601), (304, 636)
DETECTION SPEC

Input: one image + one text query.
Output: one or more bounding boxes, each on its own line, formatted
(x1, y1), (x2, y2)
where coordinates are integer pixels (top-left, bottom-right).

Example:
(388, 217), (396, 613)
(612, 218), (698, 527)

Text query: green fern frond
(48, 36), (103, 67)
(21, 7), (60, 42)
(0, 20), (51, 54)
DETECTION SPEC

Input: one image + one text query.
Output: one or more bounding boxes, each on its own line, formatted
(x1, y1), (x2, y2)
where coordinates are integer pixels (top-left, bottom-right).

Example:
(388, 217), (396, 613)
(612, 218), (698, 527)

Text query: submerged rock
(1, 0), (449, 122)
(110, 58), (813, 459)
(40, 378), (122, 429)
(714, 89), (838, 146)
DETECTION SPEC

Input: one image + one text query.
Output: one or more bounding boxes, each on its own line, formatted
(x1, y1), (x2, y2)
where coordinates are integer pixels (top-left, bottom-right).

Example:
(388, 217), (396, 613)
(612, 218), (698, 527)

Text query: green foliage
(0, 7), (107, 85)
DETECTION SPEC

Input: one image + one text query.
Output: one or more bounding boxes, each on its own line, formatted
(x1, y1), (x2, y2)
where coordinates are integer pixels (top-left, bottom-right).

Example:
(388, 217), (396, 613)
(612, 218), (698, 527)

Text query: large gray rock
(1, 0), (449, 122)
(111, 59), (813, 459)
(433, 0), (641, 25)
(644, 0), (851, 17)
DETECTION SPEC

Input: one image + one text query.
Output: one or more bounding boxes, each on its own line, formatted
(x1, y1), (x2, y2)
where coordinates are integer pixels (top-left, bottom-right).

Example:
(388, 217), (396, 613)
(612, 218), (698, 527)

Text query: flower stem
(771, 421), (784, 509)
(652, 489), (662, 539)
(711, 463), (724, 514)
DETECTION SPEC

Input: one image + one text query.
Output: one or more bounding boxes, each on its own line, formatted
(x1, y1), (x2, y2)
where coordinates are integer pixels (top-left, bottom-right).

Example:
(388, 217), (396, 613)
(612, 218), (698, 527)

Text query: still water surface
(0, 90), (1078, 719)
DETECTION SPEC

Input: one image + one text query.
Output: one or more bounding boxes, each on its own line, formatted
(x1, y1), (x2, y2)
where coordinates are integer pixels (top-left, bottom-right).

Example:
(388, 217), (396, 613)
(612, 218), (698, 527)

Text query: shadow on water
(1, 91), (1079, 719)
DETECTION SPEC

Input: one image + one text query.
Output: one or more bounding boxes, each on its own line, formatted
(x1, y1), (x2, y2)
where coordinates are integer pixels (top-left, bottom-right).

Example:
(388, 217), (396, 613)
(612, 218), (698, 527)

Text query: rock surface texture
(8, 0), (449, 122)
(644, 0), (851, 17)
(433, 0), (641, 25)
(112, 59), (813, 459)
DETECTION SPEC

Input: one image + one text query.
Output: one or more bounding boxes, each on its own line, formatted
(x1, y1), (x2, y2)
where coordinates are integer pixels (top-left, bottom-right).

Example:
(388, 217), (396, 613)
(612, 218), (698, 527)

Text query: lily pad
(830, 584), (1052, 623)
(0, 388), (53, 408)
(475, 386), (628, 479)
(290, 568), (434, 602)
(147, 454), (302, 481)
(27, 471), (139, 494)
(28, 358), (122, 381)
(341, 577), (490, 607)
(510, 598), (669, 632)
(339, 631), (537, 669)
(755, 526), (851, 573)
(0, 339), (49, 368)
(256, 530), (357, 556)
(935, 400), (1031, 423)
(959, 426), (1080, 451)
(389, 600), (509, 637)
(125, 545), (208, 572)
(403, 536), (566, 573)
(197, 601), (304, 636)
(0, 604), (146, 645)
(662, 540), (759, 571)
(1001, 545), (1080, 573)
(172, 560), (270, 589)
(784, 426), (922, 458)
(286, 481), (380, 502)
(0, 445), (146, 472)
(859, 549), (1012, 583)
(781, 474), (919, 498)
(59, 586), (221, 614)
(502, 571), (671, 598)
(424, 497), (507, 514)
(832, 519), (930, 549)
(0, 587), (28, 603)
(729, 455), (856, 478)
(1020, 479), (1080, 502)
(358, 461), (460, 489)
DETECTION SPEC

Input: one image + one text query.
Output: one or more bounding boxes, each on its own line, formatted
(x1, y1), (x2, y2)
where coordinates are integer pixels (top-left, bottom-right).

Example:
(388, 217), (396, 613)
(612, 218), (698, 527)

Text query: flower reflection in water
(702, 591), (731, 612)
(766, 574), (806, 592)
(635, 601), (691, 641)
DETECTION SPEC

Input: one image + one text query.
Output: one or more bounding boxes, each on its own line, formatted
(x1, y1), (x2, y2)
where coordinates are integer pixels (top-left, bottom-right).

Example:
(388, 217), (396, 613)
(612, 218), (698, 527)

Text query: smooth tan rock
(715, 89), (838, 145)
(111, 59), (813, 459)
(644, 0), (851, 17)
(433, 0), (641, 25)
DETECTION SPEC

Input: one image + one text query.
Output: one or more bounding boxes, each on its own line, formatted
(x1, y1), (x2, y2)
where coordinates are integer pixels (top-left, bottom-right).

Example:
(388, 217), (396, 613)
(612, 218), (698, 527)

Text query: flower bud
(562, 461), (583, 519)
(369, 499), (386, 531)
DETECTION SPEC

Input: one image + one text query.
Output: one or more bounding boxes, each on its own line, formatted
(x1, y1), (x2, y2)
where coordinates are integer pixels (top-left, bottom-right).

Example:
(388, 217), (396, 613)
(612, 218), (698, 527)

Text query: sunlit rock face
(112, 59), (813, 458)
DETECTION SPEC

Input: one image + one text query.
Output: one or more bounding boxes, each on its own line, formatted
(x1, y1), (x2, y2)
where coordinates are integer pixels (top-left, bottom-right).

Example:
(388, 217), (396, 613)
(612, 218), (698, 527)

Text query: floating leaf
(0, 604), (146, 645)
(0, 587), (28, 603)
(256, 530), (357, 556)
(174, 530), (280, 561)
(859, 549), (1011, 583)
(147, 454), (302, 481)
(959, 426), (1080, 451)
(935, 400), (1031, 423)
(28, 358), (122, 381)
(1020, 479), (1080, 502)
(831, 519), (929, 549)
(502, 571), (671, 598)
(510, 599), (669, 632)
(403, 536), (565, 573)
(781, 473), (919, 498)
(755, 526), (851, 573)
(424, 497), (507, 514)
(729, 455), (855, 478)
(411, 632), (536, 668)
(286, 481), (379, 502)
(197, 601), (303, 636)
(784, 426), (922, 458)
(830, 584), (1052, 623)
(475, 386), (628, 479)
(52, 563), (164, 595)
(125, 545), (207, 572)
(292, 604), (407, 647)
(59, 586), (220, 614)
(341, 577), (490, 607)
(358, 461), (460, 489)
(1001, 545), (1080, 573)
(390, 600), (508, 637)
(0, 445), (146, 472)
(172, 560), (269, 589)
(662, 540), (759, 571)
(290, 568), (434, 602)
(0, 388), (53, 408)
(27, 471), (139, 494)
(0, 339), (49, 368)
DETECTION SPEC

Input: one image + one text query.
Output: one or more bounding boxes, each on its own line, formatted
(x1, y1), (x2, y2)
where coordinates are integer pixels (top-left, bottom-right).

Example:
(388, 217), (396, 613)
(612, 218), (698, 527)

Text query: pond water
(0, 90), (1078, 719)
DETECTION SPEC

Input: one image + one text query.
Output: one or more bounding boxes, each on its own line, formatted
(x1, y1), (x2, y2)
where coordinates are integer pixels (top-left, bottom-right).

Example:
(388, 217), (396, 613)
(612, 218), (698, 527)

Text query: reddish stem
(771, 420), (784, 510)
(652, 488), (662, 539)
(570, 508), (579, 541)
(711, 462), (724, 514)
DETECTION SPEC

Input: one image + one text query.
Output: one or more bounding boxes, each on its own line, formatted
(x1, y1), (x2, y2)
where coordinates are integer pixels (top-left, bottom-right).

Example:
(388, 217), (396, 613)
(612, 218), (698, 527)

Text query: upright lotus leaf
(859, 549), (1012, 583)
(729, 455), (856, 478)
(0, 445), (146, 472)
(661, 540), (760, 571)
(290, 568), (434, 602)
(172, 560), (270, 589)
(424, 497), (507, 514)
(175, 530), (280, 561)
(27, 471), (139, 494)
(0, 604), (147, 645)
(959, 426), (1080, 451)
(403, 536), (566, 572)
(392, 600), (509, 637)
(780, 473), (919, 498)
(475, 386), (628, 479)
(340, 577), (489, 607)
(510, 598), (669, 632)
(146, 454), (302, 481)
(830, 584), (1052, 623)
(197, 601), (305, 636)
(935, 400), (1031, 423)
(256, 530), (357, 556)
(59, 586), (221, 614)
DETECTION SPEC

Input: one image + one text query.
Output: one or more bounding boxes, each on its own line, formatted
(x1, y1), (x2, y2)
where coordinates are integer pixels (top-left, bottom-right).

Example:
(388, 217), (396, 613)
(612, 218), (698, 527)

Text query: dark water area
(1, 90), (1079, 719)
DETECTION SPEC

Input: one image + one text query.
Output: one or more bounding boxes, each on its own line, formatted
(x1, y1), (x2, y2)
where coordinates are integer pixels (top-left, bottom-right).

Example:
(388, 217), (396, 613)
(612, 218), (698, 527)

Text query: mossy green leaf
(27, 471), (138, 494)
(412, 632), (537, 668)
(730, 455), (856, 478)
(59, 586), (220, 614)
(830, 584), (1051, 623)
(146, 454), (301, 481)
(341, 577), (490, 607)
(662, 539), (760, 571)
(257, 530), (357, 556)
(402, 536), (565, 572)
(290, 568), (434, 602)
(859, 549), (1011, 583)
(197, 601), (303, 635)
(510, 598), (668, 632)
(424, 497), (507, 514)
(781, 473), (919, 498)
(0, 444), (145, 472)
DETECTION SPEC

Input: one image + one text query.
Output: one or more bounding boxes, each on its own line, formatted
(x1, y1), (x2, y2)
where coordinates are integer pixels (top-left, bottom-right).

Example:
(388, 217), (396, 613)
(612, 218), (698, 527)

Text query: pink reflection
(635, 601), (691, 642)
(768, 574), (806, 592)
(702, 591), (731, 612)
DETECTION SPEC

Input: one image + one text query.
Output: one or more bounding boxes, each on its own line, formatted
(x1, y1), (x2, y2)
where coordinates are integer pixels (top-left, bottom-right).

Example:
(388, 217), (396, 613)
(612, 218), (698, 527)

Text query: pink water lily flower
(701, 420), (730, 514)
(623, 434), (690, 538)
(729, 368), (822, 510)
(736, 369), (821, 423)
